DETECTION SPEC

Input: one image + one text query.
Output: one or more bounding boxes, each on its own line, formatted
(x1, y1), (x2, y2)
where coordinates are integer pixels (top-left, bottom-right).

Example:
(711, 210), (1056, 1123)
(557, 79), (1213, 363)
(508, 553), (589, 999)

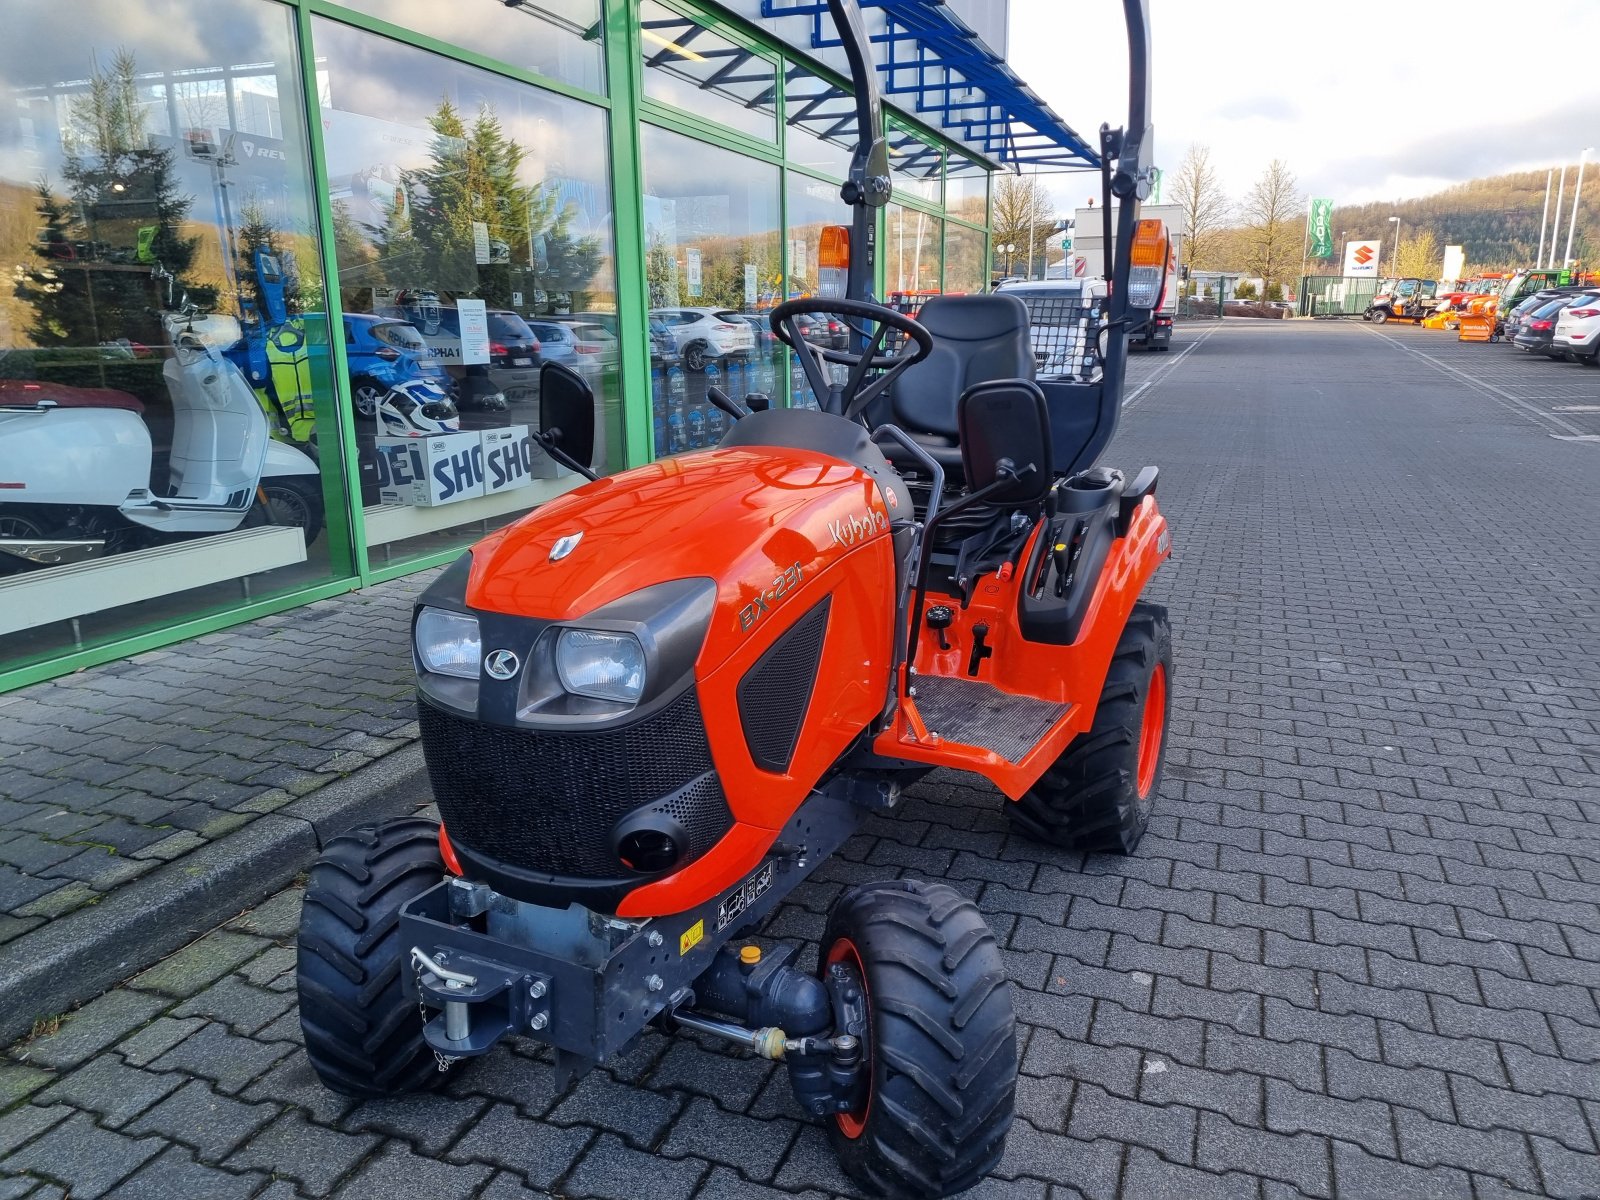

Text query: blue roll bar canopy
(760, 0), (1101, 170)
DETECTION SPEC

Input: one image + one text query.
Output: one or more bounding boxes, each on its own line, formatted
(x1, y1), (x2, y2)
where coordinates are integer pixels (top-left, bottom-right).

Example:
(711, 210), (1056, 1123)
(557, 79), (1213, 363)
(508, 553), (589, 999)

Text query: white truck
(1069, 201), (1183, 350)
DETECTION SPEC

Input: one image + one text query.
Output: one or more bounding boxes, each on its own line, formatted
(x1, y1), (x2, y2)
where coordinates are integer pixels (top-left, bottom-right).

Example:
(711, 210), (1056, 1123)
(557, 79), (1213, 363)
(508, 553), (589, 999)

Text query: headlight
(556, 628), (645, 703)
(415, 607), (480, 678)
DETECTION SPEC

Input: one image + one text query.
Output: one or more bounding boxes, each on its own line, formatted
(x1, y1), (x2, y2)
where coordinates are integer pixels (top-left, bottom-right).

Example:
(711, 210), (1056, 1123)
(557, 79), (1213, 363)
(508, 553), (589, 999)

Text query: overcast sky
(1008, 0), (1600, 214)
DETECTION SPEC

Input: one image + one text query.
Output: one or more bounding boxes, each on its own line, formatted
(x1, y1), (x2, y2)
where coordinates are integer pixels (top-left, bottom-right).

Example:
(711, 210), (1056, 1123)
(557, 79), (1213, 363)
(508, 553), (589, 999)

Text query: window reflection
(642, 124), (783, 450)
(945, 223), (985, 294)
(312, 16), (618, 560)
(327, 0), (605, 95)
(887, 204), (943, 297)
(946, 154), (989, 226)
(639, 1), (777, 141)
(784, 64), (854, 180)
(887, 124), (941, 203)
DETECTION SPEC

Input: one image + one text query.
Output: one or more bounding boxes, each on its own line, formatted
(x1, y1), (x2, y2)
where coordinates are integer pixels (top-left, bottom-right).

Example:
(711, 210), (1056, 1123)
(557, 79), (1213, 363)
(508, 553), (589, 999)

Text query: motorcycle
(0, 302), (324, 572)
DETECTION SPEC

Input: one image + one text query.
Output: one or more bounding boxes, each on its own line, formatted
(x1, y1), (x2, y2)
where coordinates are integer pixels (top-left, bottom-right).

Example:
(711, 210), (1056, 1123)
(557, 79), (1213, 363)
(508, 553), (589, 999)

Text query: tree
(1394, 229), (1443, 279)
(991, 172), (1058, 277)
(1168, 144), (1231, 270)
(1239, 159), (1302, 300)
(1233, 280), (1258, 300)
(14, 50), (201, 350)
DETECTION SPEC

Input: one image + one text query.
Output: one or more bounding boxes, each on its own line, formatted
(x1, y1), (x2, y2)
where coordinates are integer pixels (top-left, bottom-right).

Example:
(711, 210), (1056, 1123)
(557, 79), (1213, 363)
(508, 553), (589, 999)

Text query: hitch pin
(411, 948), (478, 988)
(411, 949), (478, 1045)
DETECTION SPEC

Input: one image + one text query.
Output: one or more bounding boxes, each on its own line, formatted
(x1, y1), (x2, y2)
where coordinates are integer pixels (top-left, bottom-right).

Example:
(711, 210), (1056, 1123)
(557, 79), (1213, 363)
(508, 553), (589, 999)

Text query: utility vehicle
(297, 2), (1171, 1194)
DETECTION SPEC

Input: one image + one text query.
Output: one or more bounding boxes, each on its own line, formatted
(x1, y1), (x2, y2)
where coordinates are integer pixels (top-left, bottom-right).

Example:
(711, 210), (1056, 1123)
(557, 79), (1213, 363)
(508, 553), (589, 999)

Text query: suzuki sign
(1344, 240), (1381, 276)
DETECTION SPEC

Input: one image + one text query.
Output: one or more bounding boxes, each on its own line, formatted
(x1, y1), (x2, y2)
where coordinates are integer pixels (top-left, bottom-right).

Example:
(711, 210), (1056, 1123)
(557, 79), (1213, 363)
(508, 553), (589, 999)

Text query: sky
(1007, 0), (1600, 215)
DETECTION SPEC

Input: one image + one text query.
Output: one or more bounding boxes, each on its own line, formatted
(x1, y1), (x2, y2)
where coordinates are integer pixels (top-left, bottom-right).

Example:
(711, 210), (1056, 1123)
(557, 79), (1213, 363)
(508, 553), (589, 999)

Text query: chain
(412, 959), (458, 1074)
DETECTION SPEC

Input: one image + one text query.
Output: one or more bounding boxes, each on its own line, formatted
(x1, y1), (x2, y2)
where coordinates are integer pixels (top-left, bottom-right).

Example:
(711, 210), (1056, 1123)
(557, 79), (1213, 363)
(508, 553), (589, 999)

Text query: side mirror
(538, 360), (599, 481)
(956, 380), (1053, 506)
(743, 392), (772, 413)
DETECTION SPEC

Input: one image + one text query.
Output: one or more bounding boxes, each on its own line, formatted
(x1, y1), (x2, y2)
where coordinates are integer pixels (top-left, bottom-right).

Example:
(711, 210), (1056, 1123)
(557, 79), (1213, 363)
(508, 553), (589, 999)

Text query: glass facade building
(0, 0), (997, 689)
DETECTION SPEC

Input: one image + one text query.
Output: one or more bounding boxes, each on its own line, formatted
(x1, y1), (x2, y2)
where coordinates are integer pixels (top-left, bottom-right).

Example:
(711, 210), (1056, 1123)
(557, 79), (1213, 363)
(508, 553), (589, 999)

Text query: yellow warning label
(680, 919), (705, 956)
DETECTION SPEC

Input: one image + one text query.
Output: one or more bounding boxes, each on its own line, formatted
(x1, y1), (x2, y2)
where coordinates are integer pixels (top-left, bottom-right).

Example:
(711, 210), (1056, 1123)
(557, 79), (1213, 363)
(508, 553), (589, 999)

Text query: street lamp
(1564, 146), (1594, 269)
(1388, 216), (1401, 277)
(999, 243), (1016, 274)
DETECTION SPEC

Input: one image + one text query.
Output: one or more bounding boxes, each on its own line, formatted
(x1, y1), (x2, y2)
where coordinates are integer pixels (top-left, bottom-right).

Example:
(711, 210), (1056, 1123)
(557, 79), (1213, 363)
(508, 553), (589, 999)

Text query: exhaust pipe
(0, 539), (105, 566)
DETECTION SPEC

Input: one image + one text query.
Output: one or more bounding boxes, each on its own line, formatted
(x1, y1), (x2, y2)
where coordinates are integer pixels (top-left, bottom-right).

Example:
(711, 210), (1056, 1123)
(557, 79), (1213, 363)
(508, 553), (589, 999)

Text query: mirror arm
(536, 429), (600, 482)
(706, 385), (748, 421)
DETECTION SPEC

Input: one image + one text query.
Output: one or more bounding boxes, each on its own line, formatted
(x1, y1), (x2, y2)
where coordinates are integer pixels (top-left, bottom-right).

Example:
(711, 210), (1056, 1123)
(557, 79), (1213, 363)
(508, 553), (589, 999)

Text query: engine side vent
(737, 596), (831, 774)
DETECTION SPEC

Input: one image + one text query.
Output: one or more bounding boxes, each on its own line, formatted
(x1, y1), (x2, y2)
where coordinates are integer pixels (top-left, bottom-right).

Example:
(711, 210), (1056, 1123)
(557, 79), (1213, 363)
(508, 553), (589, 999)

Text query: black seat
(880, 294), (1035, 478)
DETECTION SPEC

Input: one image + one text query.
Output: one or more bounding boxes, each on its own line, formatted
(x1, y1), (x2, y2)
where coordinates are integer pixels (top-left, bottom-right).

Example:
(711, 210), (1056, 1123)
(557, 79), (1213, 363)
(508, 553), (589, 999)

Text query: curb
(0, 743), (429, 1045)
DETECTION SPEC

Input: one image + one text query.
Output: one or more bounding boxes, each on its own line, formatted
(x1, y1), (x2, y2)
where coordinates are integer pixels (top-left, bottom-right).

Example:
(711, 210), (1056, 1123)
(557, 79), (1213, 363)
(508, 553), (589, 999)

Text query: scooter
(0, 302), (324, 571)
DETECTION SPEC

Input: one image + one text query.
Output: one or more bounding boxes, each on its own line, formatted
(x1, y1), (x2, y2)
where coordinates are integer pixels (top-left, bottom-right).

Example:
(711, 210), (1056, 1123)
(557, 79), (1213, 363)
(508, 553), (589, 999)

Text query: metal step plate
(912, 676), (1069, 764)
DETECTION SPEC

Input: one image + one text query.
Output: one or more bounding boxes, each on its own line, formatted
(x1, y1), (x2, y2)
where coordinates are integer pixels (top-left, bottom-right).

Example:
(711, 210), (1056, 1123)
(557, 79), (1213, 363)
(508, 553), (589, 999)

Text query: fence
(1298, 275), (1381, 317)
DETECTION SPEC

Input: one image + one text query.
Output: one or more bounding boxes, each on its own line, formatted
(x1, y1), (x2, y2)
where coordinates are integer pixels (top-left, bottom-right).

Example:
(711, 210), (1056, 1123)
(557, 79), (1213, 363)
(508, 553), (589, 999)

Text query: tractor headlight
(555, 628), (646, 704)
(415, 607), (481, 679)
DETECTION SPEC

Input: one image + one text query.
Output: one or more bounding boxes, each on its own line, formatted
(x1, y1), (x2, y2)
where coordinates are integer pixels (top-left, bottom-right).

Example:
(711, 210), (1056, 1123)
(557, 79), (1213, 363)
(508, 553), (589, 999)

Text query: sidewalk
(0, 569), (443, 1043)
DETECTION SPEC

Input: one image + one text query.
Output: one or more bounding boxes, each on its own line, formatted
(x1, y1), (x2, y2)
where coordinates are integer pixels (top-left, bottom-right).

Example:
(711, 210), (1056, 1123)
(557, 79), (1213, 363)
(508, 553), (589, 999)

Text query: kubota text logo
(828, 509), (888, 547)
(1353, 244), (1375, 267)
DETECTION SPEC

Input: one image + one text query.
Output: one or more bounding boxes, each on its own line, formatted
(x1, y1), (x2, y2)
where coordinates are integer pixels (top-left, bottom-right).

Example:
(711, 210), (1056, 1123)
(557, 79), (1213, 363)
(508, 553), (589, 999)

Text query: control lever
(706, 385), (748, 422)
(966, 623), (993, 677)
(925, 605), (953, 651)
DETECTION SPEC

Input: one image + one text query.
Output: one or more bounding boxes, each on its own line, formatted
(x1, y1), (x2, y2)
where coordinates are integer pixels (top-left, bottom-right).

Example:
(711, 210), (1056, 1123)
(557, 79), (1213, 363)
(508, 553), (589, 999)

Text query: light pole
(1549, 164), (1567, 268)
(1000, 243), (1016, 275)
(1388, 216), (1401, 277)
(1564, 146), (1593, 269)
(1537, 169), (1553, 267)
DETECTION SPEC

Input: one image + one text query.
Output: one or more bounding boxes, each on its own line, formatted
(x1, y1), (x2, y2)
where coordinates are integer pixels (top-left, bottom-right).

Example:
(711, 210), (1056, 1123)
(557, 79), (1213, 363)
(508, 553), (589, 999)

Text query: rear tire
(685, 341), (709, 371)
(297, 818), (446, 1098)
(822, 880), (1016, 1199)
(259, 476), (324, 546)
(1007, 601), (1172, 854)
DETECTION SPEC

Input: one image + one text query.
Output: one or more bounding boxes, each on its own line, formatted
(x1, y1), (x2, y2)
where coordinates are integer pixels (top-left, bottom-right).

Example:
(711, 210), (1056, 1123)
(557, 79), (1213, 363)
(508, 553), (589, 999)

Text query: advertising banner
(1343, 240), (1382, 276)
(1309, 199), (1334, 258)
(1442, 245), (1466, 284)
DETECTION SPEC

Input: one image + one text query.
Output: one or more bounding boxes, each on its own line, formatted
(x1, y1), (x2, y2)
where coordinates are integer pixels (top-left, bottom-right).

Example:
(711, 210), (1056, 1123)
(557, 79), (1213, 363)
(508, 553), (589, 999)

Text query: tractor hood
(464, 445), (895, 676)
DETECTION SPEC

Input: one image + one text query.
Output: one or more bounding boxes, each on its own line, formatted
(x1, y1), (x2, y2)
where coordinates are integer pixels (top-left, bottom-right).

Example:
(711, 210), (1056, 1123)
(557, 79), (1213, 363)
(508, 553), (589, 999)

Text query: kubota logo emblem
(484, 649), (520, 679)
(1353, 245), (1375, 267)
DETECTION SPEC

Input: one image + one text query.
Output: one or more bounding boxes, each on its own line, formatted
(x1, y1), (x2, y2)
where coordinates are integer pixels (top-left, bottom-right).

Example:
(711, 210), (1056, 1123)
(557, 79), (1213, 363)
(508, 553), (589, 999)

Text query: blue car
(341, 313), (459, 435)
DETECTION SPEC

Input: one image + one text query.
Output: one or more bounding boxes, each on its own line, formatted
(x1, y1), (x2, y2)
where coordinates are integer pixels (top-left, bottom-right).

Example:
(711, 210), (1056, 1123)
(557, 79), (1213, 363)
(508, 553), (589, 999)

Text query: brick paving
(2, 321), (1598, 1197)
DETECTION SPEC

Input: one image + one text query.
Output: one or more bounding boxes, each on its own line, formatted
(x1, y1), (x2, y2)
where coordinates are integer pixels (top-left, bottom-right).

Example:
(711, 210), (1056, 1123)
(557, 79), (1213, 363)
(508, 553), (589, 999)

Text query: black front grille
(738, 597), (830, 773)
(420, 688), (731, 879)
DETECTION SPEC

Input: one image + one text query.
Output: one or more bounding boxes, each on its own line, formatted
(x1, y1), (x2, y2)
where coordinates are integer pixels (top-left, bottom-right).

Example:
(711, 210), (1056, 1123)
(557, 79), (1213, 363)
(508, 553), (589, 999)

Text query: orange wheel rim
(1137, 662), (1167, 799)
(825, 936), (871, 1139)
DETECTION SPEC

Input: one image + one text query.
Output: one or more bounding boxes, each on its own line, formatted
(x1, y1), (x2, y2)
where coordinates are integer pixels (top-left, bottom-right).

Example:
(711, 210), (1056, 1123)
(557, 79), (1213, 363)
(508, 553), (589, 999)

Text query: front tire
(350, 377), (386, 420)
(684, 341), (709, 371)
(1370, 309), (1389, 324)
(1007, 601), (1172, 854)
(297, 818), (446, 1098)
(822, 880), (1016, 1199)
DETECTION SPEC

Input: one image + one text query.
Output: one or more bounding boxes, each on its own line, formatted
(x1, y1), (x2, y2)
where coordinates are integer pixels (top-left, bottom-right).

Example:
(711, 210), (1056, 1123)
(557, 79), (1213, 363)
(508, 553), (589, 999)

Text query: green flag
(1309, 198), (1334, 259)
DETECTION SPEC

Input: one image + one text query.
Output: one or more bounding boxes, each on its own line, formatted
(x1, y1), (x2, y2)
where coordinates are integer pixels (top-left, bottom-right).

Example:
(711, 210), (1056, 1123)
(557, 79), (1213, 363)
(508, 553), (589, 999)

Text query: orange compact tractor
(296, 1), (1173, 1195)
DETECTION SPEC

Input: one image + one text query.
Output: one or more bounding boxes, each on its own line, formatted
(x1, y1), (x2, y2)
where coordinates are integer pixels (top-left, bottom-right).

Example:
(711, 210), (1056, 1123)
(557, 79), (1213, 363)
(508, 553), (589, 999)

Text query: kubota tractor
(296, 2), (1172, 1194)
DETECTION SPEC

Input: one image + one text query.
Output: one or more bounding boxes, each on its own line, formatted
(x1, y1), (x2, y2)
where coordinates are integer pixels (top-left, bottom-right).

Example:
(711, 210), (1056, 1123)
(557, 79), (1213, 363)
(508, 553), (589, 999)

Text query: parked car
(526, 320), (586, 375)
(1511, 295), (1581, 356)
(1552, 292), (1600, 364)
(560, 321), (620, 375)
(340, 312), (459, 435)
(733, 313), (782, 355)
(791, 312), (848, 351)
(648, 307), (756, 370)
(378, 298), (542, 406)
(648, 318), (682, 369)
(1502, 287), (1589, 342)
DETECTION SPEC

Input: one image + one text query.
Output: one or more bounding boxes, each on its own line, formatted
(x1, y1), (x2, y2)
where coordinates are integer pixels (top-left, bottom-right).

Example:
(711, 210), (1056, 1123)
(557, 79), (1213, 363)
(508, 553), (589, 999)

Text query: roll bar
(826, 0), (891, 312)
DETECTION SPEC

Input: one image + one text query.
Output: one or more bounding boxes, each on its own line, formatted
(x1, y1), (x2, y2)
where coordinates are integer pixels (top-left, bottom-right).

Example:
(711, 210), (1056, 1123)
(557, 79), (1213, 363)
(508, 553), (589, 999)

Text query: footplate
(398, 786), (863, 1072)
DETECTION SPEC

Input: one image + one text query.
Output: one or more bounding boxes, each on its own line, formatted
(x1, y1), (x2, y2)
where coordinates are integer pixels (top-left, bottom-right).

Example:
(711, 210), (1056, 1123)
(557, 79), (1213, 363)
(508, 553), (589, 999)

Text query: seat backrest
(889, 294), (1033, 438)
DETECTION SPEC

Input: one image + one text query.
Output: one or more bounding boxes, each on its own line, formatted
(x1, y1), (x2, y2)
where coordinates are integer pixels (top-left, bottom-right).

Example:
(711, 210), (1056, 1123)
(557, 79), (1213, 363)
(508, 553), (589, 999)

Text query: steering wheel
(769, 297), (933, 423)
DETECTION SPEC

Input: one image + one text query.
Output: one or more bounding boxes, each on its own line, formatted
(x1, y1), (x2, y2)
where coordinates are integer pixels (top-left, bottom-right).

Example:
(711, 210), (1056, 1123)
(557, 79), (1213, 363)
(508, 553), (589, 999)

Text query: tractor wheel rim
(825, 936), (871, 1140)
(1137, 662), (1167, 800)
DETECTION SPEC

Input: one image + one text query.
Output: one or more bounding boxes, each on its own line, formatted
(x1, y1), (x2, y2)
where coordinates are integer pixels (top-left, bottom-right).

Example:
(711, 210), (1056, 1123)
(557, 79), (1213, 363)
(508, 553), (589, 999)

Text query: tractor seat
(879, 294), (1035, 482)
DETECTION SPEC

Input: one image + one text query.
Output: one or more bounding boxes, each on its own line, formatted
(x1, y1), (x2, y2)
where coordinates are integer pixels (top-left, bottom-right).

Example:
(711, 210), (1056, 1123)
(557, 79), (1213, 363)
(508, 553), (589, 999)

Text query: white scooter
(0, 303), (324, 571)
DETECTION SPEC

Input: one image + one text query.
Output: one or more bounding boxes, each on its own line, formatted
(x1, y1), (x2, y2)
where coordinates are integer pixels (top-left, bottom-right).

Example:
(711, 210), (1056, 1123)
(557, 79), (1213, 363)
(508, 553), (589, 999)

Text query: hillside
(1325, 169), (1597, 273)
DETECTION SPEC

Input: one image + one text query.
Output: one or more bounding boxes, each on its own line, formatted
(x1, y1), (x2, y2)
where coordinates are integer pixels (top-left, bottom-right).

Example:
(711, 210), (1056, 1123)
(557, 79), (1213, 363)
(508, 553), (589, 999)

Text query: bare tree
(1168, 143), (1231, 270)
(1240, 159), (1302, 298)
(991, 172), (1058, 278)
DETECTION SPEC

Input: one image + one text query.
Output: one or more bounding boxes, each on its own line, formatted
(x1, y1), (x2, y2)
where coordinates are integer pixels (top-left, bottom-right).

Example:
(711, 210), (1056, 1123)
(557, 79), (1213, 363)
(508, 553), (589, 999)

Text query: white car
(1552, 291), (1600, 364)
(648, 307), (756, 371)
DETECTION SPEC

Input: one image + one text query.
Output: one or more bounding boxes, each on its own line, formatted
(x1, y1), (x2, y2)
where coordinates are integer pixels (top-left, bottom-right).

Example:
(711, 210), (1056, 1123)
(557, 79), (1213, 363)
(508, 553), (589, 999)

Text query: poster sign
(472, 221), (492, 265)
(686, 248), (702, 297)
(744, 264), (758, 306)
(511, 290), (523, 308)
(1308, 198), (1334, 258)
(1441, 245), (1466, 284)
(456, 298), (491, 365)
(1343, 240), (1381, 276)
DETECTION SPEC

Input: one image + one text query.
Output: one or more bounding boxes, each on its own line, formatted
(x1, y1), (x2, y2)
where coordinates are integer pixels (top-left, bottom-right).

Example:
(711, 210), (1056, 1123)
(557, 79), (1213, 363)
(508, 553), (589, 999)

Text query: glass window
(642, 124), (781, 453)
(944, 223), (986, 295)
(313, 16), (619, 565)
(886, 204), (943, 297)
(783, 174), (852, 409)
(887, 124), (941, 204)
(0, 0), (346, 669)
(327, 0), (604, 95)
(784, 64), (854, 181)
(639, 2), (777, 142)
(946, 155), (989, 226)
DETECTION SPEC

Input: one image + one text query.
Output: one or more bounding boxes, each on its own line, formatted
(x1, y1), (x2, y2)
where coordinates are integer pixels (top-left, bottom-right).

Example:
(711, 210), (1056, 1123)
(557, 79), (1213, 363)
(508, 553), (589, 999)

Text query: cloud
(1213, 95), (1301, 123)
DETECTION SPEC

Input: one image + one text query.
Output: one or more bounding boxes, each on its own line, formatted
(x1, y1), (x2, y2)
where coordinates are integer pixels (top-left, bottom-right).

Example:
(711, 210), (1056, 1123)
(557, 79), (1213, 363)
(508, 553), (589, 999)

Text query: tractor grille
(420, 688), (731, 878)
(738, 597), (830, 773)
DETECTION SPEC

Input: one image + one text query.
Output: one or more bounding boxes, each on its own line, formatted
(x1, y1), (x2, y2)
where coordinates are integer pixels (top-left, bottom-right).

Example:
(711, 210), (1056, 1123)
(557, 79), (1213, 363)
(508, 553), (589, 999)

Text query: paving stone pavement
(1, 321), (1598, 1198)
